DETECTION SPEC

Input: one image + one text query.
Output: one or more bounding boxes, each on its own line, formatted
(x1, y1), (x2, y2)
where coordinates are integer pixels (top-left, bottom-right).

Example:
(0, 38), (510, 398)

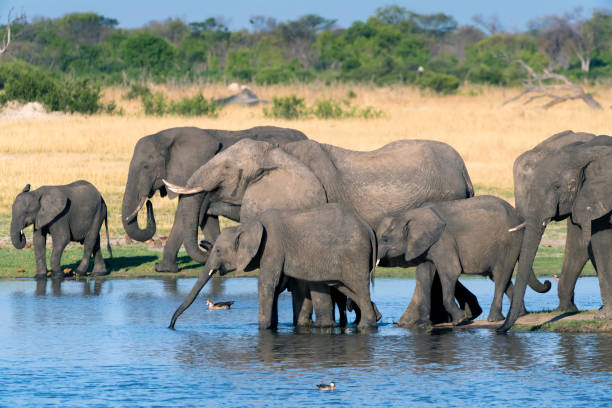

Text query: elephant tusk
(208, 269), (215, 276)
(508, 222), (525, 232)
(125, 197), (146, 221)
(163, 179), (206, 195)
(376, 258), (380, 266)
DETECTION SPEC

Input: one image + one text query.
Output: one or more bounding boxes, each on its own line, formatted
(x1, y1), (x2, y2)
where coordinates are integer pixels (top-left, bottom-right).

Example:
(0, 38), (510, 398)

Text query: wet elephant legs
(556, 219), (590, 312)
(589, 216), (612, 318)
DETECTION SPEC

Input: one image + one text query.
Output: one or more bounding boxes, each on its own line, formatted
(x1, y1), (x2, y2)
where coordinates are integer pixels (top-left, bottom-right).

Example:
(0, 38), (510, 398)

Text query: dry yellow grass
(1, 83), (611, 237)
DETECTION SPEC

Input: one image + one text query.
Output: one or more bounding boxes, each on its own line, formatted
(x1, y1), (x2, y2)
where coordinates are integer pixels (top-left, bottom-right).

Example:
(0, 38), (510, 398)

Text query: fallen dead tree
(501, 59), (602, 110)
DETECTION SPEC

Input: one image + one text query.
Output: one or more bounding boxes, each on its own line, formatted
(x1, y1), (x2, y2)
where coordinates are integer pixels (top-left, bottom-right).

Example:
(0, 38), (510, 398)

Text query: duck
(206, 300), (234, 310)
(316, 382), (336, 391)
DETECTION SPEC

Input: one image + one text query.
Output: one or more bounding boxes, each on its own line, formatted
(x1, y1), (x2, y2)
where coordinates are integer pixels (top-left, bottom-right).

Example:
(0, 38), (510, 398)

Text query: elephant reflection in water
(34, 279), (104, 297)
(162, 278), (226, 299)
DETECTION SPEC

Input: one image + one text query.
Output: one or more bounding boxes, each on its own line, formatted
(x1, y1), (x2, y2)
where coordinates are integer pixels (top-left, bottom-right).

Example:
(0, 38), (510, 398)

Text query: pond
(0, 277), (610, 407)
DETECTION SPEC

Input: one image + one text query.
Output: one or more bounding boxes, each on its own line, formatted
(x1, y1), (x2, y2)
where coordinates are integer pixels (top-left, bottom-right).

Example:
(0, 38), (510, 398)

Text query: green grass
(0, 237), (596, 280)
(511, 311), (610, 333)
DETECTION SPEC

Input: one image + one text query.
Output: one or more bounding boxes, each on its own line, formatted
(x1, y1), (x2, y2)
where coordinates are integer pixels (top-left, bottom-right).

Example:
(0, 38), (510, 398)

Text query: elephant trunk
(10, 216), (26, 249)
(180, 192), (211, 264)
(121, 181), (156, 241)
(169, 268), (216, 329)
(527, 268), (551, 293)
(498, 224), (544, 332)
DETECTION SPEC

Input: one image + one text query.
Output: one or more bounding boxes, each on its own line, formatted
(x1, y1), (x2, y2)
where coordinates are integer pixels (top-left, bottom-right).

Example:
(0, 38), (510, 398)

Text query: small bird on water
(316, 382), (336, 391)
(206, 300), (234, 310)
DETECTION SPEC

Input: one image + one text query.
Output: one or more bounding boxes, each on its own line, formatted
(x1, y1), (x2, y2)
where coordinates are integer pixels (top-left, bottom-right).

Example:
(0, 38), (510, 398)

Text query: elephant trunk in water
(179, 192), (211, 264)
(169, 267), (216, 329)
(498, 224), (544, 332)
(10, 215), (26, 249)
(121, 177), (156, 242)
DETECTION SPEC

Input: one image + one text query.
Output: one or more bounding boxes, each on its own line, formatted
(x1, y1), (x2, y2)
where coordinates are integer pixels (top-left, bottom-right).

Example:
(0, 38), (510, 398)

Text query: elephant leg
(331, 288), (348, 327)
(155, 211), (185, 273)
(33, 230), (48, 279)
(335, 282), (377, 330)
(50, 234), (70, 279)
(454, 280), (482, 321)
(434, 256), (466, 325)
(488, 265), (510, 322)
(201, 215), (220, 242)
(91, 235), (109, 276)
(590, 218), (612, 319)
(503, 281), (527, 317)
(556, 219), (589, 312)
(309, 282), (336, 328)
(289, 279), (313, 327)
(398, 262), (435, 327)
(75, 228), (99, 277)
(258, 266), (283, 330)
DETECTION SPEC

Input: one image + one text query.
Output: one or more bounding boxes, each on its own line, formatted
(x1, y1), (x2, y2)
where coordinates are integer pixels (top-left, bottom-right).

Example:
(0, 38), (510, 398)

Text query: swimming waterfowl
(316, 382), (335, 391)
(206, 300), (234, 310)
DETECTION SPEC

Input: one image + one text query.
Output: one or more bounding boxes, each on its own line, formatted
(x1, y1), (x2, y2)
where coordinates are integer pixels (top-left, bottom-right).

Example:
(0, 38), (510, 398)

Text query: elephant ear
(403, 207), (446, 262)
(36, 189), (68, 229)
(235, 221), (264, 271)
(571, 159), (612, 237)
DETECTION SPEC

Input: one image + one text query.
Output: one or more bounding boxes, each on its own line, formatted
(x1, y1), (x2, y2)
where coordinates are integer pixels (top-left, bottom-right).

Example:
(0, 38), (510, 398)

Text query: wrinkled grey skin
(169, 138), (477, 325)
(378, 196), (551, 326)
(11, 180), (112, 279)
(170, 204), (379, 330)
(499, 134), (612, 332)
(121, 126), (307, 273)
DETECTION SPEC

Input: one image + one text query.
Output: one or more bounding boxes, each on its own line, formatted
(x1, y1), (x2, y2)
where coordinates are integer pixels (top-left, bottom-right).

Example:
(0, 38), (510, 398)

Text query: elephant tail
(461, 161), (475, 198)
(104, 209), (113, 258)
(369, 225), (377, 288)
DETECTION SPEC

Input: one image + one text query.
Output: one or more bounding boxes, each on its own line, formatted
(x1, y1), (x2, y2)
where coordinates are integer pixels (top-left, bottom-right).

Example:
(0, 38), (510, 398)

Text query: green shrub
(0, 61), (102, 113)
(168, 93), (218, 116)
(417, 71), (460, 94)
(142, 91), (166, 116)
(313, 99), (343, 119)
(125, 83), (152, 100)
(263, 95), (307, 119)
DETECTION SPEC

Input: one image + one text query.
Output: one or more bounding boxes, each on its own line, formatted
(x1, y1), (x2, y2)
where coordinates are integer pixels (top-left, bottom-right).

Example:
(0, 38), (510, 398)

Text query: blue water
(0, 277), (610, 407)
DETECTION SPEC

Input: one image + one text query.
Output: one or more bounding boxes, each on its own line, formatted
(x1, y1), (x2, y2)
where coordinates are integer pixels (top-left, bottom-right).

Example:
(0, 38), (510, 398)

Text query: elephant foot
(595, 304), (612, 320)
(75, 267), (89, 277)
(154, 261), (179, 273)
(398, 314), (432, 328)
(487, 311), (505, 322)
(91, 269), (110, 277)
(554, 302), (579, 314)
(373, 303), (382, 322)
(314, 320), (338, 329)
(357, 322), (378, 332)
(34, 272), (48, 280)
(50, 272), (64, 280)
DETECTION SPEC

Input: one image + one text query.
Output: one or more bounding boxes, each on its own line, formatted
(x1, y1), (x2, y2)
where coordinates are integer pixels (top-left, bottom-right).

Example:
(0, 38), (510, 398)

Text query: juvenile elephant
(166, 138), (481, 325)
(170, 204), (379, 330)
(377, 195), (551, 325)
(121, 126), (306, 272)
(11, 181), (112, 279)
(500, 136), (612, 331)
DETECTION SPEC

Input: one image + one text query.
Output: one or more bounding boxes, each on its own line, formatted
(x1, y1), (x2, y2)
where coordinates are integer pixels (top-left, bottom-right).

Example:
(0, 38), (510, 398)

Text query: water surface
(0, 277), (609, 407)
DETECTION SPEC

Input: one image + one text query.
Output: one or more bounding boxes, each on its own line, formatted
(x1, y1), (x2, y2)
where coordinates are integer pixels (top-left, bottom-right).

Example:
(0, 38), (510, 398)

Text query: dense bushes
(264, 95), (384, 119)
(0, 61), (102, 113)
(141, 91), (218, 116)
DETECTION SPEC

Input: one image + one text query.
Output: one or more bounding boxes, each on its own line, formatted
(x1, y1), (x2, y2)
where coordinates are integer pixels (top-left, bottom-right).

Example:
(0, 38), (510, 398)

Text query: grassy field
(0, 83), (610, 278)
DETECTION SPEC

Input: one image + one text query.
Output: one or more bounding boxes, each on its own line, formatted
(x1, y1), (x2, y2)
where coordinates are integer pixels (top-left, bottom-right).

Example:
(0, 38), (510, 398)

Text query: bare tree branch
(500, 58), (602, 110)
(0, 9), (13, 57)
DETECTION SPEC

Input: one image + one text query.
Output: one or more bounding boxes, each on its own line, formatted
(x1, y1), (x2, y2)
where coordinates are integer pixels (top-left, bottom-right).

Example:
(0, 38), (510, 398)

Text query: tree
(0, 9), (24, 58)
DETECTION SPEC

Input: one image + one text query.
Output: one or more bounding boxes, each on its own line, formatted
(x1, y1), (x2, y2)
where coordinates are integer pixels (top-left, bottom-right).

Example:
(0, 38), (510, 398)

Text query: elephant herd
(10, 127), (612, 332)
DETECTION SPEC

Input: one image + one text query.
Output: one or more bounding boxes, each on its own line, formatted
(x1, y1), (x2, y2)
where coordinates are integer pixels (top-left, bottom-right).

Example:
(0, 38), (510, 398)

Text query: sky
(1, 0), (611, 31)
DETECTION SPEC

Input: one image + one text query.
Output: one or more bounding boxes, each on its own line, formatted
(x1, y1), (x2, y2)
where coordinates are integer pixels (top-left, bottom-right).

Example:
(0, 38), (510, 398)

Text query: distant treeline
(1, 5), (612, 93)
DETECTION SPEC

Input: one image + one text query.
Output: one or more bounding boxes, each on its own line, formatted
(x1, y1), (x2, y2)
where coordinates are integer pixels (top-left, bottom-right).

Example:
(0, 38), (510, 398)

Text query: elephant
(121, 126), (307, 273)
(377, 195), (551, 325)
(170, 204), (379, 330)
(499, 135), (612, 331)
(11, 180), (112, 279)
(513, 130), (609, 313)
(165, 138), (481, 325)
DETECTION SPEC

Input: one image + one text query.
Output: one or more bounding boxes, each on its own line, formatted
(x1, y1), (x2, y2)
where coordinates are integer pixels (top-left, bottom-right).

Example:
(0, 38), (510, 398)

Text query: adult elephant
(166, 138), (484, 324)
(499, 134), (612, 332)
(121, 126), (307, 272)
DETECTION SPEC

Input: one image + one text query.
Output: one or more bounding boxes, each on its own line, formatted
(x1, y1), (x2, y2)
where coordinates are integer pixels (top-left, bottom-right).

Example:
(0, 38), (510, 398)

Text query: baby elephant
(377, 195), (551, 325)
(11, 180), (112, 279)
(170, 204), (379, 330)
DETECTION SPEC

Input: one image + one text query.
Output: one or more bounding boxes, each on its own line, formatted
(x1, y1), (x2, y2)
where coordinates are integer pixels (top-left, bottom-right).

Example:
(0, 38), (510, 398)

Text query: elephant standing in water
(166, 138), (481, 325)
(499, 134), (612, 331)
(121, 126), (307, 273)
(170, 204), (379, 330)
